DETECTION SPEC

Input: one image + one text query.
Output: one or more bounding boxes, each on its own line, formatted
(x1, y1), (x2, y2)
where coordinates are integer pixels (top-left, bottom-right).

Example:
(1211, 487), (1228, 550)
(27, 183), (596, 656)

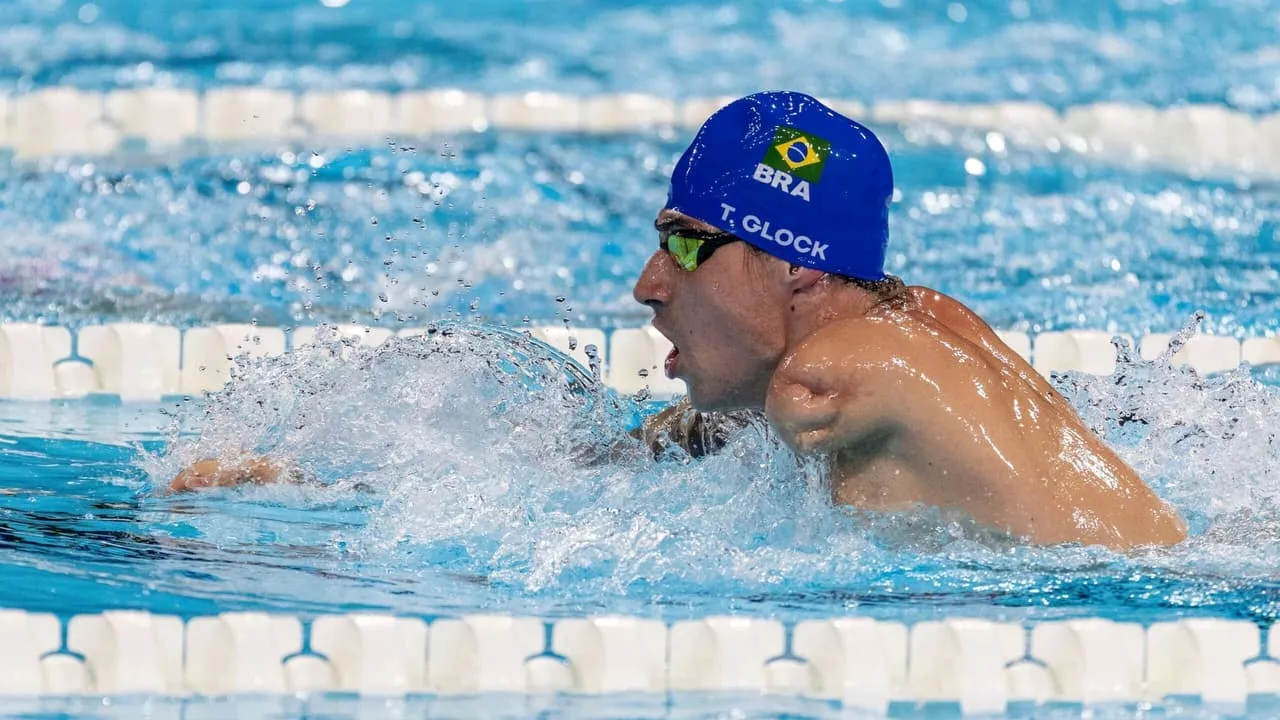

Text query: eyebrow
(654, 216), (687, 233)
(655, 215), (724, 237)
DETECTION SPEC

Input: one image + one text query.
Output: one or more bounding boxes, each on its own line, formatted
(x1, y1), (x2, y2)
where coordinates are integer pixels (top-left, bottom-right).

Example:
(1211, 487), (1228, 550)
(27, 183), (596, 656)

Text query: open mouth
(664, 345), (680, 379)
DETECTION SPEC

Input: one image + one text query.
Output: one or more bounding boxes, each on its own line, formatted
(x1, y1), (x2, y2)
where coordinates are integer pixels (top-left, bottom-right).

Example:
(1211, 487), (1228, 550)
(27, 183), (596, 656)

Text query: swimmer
(173, 91), (1185, 550)
(631, 91), (1184, 548)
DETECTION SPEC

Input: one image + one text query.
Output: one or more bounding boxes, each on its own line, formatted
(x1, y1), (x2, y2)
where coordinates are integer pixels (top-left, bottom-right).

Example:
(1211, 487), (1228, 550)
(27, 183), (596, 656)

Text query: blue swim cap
(665, 91), (893, 281)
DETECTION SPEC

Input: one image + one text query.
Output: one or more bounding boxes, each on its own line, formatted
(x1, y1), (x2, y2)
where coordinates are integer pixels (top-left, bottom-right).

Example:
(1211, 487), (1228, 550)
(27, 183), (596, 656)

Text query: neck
(783, 279), (881, 351)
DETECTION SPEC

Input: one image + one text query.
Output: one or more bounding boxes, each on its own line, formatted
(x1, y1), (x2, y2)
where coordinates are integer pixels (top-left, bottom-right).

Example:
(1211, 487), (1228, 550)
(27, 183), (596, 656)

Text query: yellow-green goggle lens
(666, 234), (705, 272)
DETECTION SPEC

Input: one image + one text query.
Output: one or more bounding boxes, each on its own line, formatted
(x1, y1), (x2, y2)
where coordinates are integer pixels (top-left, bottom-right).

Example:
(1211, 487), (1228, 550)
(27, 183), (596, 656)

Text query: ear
(786, 265), (825, 294)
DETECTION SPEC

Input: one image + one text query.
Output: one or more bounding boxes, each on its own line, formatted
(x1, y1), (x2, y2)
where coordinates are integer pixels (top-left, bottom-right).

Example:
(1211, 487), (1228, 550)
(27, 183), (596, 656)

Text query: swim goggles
(658, 229), (740, 272)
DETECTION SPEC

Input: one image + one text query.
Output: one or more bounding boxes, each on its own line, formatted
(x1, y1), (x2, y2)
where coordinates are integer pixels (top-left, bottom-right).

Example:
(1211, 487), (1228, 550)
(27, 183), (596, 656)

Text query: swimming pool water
(1, 134), (1276, 335)
(1, 0), (1280, 715)
(2, 326), (1278, 628)
(3, 0), (1280, 112)
(2, 0), (1278, 334)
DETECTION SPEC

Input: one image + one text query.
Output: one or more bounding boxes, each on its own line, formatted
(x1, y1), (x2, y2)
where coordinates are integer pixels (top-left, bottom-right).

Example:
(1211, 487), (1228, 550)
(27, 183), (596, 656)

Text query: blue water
(0, 0), (1274, 617)
(2, 0), (1280, 113)
(1, 1), (1280, 716)
(2, 137), (1277, 336)
(2, 2), (1278, 334)
(2, 325), (1278, 627)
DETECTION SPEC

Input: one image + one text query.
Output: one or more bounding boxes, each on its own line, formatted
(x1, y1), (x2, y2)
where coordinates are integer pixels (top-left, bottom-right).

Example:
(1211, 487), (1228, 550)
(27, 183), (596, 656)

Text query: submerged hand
(169, 457), (289, 492)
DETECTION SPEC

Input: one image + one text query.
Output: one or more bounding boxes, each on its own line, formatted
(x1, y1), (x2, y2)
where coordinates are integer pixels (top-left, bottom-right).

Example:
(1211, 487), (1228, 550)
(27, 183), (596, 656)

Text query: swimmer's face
(632, 209), (792, 411)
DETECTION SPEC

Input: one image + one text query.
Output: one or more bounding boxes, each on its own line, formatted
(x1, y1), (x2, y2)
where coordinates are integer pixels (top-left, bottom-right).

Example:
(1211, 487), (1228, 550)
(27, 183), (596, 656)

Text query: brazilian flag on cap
(663, 91), (894, 281)
(762, 126), (831, 184)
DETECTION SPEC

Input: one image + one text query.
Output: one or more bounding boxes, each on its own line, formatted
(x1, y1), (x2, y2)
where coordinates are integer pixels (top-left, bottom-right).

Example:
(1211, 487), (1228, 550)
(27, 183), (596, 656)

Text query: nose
(632, 250), (673, 309)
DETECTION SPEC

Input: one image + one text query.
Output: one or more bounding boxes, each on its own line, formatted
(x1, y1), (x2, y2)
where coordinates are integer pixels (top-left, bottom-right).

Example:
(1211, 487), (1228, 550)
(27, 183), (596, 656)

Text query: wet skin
(170, 457), (286, 491)
(170, 209), (1187, 549)
(634, 209), (1186, 549)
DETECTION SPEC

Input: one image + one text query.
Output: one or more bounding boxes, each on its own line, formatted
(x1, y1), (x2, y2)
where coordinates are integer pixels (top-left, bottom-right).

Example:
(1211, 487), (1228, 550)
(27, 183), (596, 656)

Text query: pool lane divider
(0, 89), (1278, 181)
(0, 610), (1278, 711)
(0, 322), (1276, 402)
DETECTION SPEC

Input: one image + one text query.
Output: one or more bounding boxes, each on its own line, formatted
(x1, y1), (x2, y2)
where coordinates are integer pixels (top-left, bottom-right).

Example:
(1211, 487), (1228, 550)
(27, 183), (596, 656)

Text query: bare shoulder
(776, 315), (922, 392)
(767, 317), (921, 455)
(804, 313), (915, 352)
(905, 286), (997, 335)
(903, 285), (1064, 390)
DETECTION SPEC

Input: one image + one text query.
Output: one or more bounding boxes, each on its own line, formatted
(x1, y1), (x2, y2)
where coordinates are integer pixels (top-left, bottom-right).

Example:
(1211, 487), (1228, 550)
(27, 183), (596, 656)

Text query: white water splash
(1055, 314), (1280, 532)
(144, 317), (1280, 604)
